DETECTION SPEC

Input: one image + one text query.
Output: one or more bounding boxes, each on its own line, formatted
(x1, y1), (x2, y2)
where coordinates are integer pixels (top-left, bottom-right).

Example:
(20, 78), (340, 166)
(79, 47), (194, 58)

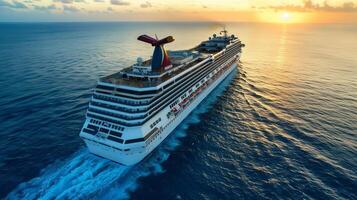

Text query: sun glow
(257, 11), (308, 24)
(281, 12), (291, 22)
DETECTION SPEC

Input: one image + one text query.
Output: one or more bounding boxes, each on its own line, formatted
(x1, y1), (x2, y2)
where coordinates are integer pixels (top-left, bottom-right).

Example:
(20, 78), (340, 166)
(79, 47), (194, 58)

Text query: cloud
(140, 1), (151, 8)
(52, 0), (86, 3)
(262, 0), (357, 13)
(0, 0), (13, 7)
(13, 1), (27, 8)
(53, 0), (73, 4)
(33, 4), (57, 11)
(63, 4), (80, 12)
(110, 0), (129, 6)
(0, 0), (27, 9)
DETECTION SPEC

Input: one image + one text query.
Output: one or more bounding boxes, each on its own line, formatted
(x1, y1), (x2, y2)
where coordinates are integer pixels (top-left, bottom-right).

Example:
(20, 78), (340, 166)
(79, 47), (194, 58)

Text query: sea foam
(6, 66), (238, 200)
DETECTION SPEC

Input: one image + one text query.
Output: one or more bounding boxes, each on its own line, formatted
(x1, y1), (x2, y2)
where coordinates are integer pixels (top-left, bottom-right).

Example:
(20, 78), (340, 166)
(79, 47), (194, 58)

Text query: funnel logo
(137, 35), (174, 72)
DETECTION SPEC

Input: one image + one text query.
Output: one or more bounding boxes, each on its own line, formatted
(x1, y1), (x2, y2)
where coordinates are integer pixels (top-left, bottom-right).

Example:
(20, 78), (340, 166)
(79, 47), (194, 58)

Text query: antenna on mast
(220, 26), (228, 38)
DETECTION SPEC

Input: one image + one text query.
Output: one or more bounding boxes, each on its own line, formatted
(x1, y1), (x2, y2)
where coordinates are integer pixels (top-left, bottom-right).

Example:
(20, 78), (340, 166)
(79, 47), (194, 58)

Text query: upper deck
(100, 56), (206, 88)
(99, 31), (242, 89)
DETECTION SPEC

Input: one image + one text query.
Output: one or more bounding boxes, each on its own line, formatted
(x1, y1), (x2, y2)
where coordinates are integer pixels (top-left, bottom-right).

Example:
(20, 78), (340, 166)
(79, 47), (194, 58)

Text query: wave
(5, 66), (238, 200)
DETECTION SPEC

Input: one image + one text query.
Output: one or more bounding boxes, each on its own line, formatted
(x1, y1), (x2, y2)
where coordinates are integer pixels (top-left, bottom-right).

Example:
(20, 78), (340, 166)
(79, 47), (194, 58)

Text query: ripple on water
(1, 23), (357, 199)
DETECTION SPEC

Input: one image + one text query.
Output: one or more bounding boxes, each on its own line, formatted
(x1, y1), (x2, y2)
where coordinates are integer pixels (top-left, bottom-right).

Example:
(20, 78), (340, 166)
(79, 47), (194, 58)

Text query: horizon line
(0, 20), (356, 25)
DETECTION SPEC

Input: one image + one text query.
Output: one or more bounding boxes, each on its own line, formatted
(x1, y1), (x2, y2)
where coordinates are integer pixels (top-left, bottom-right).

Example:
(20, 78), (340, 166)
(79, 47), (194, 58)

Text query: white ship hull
(83, 61), (238, 165)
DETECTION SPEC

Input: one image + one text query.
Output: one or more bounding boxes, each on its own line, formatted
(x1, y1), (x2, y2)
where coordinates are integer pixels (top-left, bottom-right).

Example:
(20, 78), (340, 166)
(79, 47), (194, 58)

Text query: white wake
(6, 67), (238, 200)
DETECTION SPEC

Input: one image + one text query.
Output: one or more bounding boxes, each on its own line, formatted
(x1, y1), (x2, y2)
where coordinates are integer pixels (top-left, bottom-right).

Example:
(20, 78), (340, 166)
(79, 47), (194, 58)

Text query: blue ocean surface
(0, 22), (356, 199)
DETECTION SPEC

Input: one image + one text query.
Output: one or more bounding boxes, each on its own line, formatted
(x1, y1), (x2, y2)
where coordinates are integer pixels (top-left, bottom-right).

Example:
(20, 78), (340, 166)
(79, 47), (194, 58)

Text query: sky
(1, 0), (357, 23)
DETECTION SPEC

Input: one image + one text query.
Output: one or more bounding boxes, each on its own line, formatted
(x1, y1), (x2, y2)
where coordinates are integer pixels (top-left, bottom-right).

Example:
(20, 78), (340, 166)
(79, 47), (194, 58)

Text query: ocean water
(0, 22), (356, 199)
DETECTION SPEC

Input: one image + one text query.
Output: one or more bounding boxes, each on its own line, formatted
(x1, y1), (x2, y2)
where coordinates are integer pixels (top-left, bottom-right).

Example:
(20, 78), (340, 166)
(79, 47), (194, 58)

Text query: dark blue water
(0, 22), (356, 199)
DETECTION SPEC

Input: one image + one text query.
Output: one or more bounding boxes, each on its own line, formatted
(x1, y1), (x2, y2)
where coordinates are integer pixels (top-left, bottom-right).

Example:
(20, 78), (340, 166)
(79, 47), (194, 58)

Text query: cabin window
(108, 136), (124, 143)
(87, 124), (98, 131)
(110, 130), (122, 137)
(125, 138), (144, 144)
(99, 128), (109, 133)
(96, 85), (114, 91)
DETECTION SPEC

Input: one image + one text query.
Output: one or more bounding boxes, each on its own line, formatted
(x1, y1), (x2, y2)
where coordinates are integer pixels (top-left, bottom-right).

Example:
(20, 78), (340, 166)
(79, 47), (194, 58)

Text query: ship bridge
(198, 29), (239, 53)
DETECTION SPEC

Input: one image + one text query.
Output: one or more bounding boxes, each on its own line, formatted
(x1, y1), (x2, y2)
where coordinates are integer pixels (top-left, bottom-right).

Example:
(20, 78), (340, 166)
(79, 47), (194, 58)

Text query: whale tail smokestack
(138, 35), (174, 72)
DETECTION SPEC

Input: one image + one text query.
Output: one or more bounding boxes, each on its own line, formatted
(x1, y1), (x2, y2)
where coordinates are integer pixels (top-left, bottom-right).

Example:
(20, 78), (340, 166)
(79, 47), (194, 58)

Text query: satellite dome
(137, 57), (143, 65)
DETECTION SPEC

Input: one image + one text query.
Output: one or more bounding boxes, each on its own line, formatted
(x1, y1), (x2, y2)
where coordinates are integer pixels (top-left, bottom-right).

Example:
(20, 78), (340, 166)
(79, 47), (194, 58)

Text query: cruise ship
(79, 29), (244, 165)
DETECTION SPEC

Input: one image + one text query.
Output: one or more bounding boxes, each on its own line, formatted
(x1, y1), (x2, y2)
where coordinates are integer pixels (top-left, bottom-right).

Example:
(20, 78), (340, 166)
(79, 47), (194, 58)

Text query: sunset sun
(280, 12), (291, 22)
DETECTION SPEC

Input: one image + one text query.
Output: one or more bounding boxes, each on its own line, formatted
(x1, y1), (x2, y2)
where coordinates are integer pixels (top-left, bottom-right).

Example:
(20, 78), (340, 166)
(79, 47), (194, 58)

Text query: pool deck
(100, 57), (206, 88)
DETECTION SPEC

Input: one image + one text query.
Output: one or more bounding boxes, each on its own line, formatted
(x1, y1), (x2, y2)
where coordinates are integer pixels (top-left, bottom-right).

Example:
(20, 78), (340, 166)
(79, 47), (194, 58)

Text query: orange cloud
(260, 0), (357, 13)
